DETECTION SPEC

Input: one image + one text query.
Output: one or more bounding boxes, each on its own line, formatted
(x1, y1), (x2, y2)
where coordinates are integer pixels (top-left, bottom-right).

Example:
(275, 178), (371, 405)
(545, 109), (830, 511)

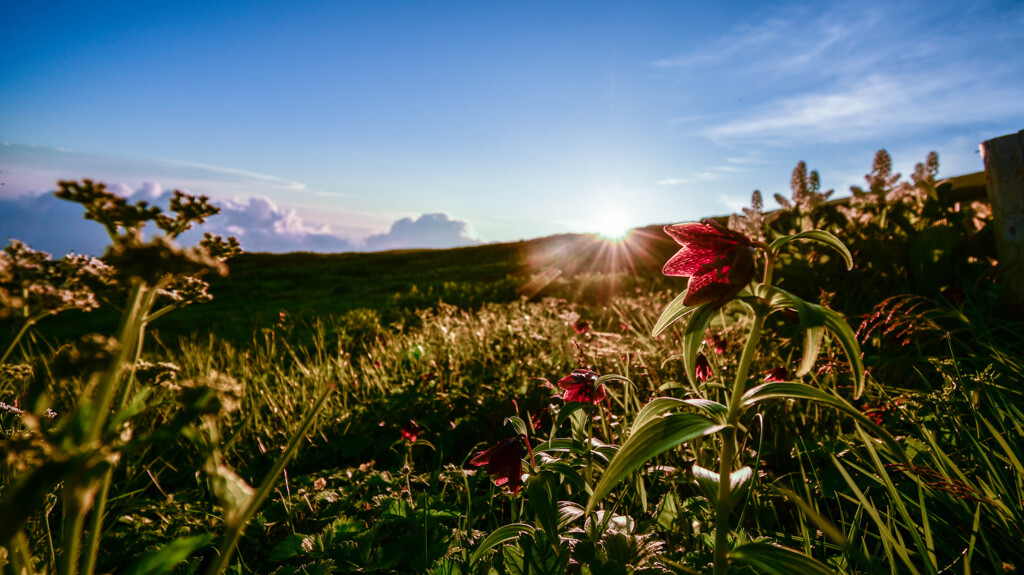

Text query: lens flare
(595, 212), (632, 241)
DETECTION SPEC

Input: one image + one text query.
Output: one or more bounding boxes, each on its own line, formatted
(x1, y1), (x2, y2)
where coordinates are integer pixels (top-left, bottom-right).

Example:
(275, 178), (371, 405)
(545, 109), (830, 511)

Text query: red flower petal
(663, 220), (756, 307)
(557, 369), (606, 404)
(471, 437), (524, 494)
(695, 353), (714, 382)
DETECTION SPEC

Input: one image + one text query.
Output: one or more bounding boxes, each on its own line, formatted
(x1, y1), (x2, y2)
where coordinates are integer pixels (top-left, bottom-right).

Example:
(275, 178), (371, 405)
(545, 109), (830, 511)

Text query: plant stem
(83, 290), (154, 575)
(88, 282), (148, 444)
(80, 472), (113, 575)
(713, 426), (736, 575)
(59, 498), (87, 575)
(714, 310), (765, 575)
(0, 318), (35, 366)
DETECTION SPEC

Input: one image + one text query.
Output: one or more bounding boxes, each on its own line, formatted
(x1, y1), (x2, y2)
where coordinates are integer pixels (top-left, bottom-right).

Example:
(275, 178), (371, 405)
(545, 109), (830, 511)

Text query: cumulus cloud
(0, 185), (480, 256)
(194, 195), (356, 253)
(363, 213), (480, 251)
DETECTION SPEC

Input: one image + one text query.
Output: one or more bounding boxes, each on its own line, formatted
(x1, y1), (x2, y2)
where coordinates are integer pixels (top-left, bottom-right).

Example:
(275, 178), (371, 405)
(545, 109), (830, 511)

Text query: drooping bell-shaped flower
(763, 366), (790, 383)
(663, 219), (756, 306)
(470, 437), (524, 494)
(557, 369), (606, 405)
(695, 353), (714, 382)
(400, 420), (421, 443)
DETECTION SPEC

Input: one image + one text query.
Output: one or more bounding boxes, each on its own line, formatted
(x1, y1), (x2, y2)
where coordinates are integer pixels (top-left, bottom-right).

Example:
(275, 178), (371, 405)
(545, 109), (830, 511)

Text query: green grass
(32, 226), (681, 347)
(4, 180), (1023, 573)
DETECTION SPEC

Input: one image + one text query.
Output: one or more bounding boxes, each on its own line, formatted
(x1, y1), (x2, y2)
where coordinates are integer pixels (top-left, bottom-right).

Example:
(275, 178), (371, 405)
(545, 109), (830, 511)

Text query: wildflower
(400, 420), (421, 443)
(573, 320), (591, 335)
(704, 335), (728, 354)
(558, 369), (606, 405)
(763, 366), (789, 383)
(662, 219), (756, 306)
(695, 353), (713, 382)
(531, 407), (551, 431)
(859, 402), (886, 425)
(470, 437), (524, 495)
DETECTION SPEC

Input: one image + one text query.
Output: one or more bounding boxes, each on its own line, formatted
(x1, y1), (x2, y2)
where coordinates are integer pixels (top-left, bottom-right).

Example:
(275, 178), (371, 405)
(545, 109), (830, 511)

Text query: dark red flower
(695, 353), (714, 382)
(531, 407), (552, 431)
(573, 320), (591, 335)
(470, 437), (524, 494)
(558, 369), (606, 404)
(400, 420), (421, 443)
(704, 335), (728, 354)
(860, 403), (887, 425)
(663, 219), (756, 306)
(763, 366), (789, 382)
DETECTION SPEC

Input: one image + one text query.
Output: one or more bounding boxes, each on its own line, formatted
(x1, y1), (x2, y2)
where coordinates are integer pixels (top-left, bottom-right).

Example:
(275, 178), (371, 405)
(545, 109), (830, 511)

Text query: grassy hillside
(6, 167), (1024, 574)
(42, 225), (683, 345)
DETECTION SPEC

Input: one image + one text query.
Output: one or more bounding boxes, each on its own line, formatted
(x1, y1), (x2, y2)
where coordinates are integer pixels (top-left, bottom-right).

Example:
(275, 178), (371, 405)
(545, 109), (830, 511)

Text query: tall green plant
(584, 219), (904, 574)
(0, 180), (331, 575)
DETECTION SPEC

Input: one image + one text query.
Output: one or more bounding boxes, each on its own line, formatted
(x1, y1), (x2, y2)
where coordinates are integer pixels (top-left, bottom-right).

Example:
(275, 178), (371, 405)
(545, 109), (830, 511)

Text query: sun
(594, 211), (633, 241)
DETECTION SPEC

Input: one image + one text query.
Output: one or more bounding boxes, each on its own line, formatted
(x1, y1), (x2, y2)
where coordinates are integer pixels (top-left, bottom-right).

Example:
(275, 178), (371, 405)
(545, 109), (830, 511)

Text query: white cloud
(655, 2), (1024, 146)
(0, 185), (481, 255)
(705, 76), (904, 142)
(656, 178), (687, 186)
(148, 157), (309, 193)
(363, 213), (480, 251)
(0, 145), (485, 253)
(651, 18), (788, 69)
(705, 73), (1024, 145)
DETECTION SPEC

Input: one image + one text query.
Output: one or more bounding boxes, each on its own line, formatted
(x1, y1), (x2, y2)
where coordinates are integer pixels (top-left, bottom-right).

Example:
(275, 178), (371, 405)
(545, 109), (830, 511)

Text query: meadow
(2, 151), (1022, 574)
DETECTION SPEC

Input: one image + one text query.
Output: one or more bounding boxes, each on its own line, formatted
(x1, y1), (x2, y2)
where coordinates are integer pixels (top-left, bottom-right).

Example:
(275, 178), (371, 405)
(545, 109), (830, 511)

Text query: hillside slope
(41, 225), (682, 345)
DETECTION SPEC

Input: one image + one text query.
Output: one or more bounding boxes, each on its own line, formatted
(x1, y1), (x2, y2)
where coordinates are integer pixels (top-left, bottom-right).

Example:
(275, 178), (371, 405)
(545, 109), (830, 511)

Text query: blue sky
(2, 0), (1023, 254)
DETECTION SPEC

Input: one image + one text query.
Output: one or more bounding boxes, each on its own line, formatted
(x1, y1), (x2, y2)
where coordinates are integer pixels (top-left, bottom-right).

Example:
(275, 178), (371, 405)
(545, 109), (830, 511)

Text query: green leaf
(683, 303), (719, 387)
(123, 534), (214, 575)
(594, 373), (631, 388)
(506, 416), (529, 438)
(770, 229), (853, 270)
(762, 286), (862, 394)
(651, 290), (699, 337)
(533, 437), (586, 455)
(730, 542), (836, 575)
(799, 325), (826, 378)
(538, 461), (588, 492)
(762, 286), (825, 378)
(630, 397), (727, 436)
(557, 501), (586, 529)
(526, 473), (561, 538)
(554, 402), (590, 431)
(742, 382), (907, 462)
(266, 533), (314, 562)
(821, 307), (865, 399)
(208, 463), (255, 527)
(586, 413), (723, 515)
(502, 531), (570, 575)
(656, 491), (680, 531)
(468, 523), (536, 567)
(692, 464), (752, 512)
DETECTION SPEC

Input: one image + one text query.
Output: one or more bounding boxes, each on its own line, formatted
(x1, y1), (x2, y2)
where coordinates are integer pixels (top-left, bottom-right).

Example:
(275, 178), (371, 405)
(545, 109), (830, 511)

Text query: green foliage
(2, 149), (1019, 574)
